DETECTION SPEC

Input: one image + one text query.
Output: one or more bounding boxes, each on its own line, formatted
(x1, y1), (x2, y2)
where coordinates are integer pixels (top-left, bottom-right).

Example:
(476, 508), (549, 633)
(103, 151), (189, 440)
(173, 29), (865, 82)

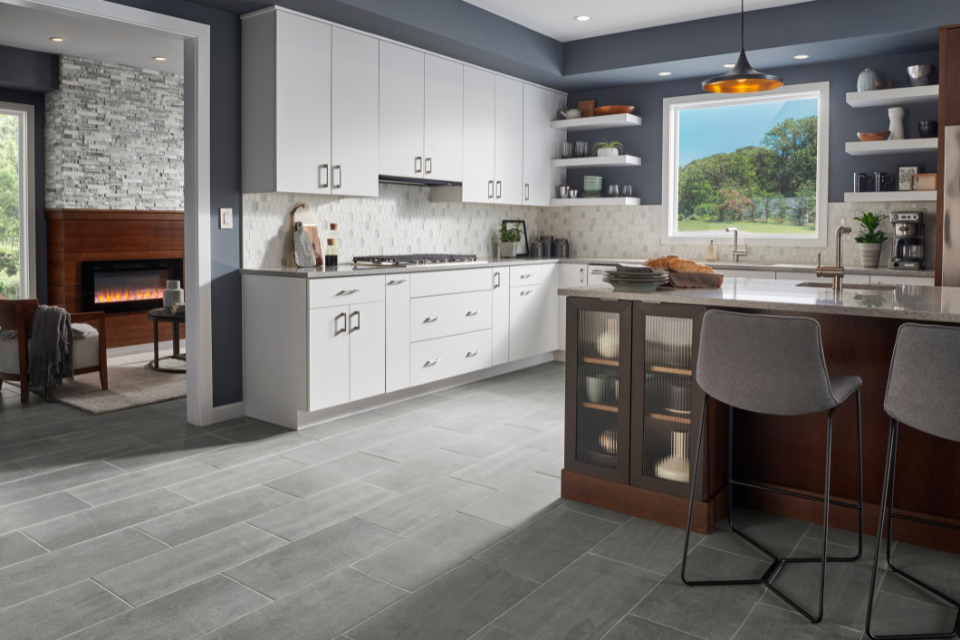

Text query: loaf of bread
(667, 258), (716, 274)
(644, 255), (678, 270)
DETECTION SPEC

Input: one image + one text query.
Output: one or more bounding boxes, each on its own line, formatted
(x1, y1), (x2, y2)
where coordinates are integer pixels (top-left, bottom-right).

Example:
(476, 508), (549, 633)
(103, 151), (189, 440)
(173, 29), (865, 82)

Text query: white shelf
(550, 155), (642, 168)
(548, 197), (641, 207)
(551, 113), (642, 131)
(845, 138), (938, 156)
(844, 191), (936, 203)
(846, 85), (938, 108)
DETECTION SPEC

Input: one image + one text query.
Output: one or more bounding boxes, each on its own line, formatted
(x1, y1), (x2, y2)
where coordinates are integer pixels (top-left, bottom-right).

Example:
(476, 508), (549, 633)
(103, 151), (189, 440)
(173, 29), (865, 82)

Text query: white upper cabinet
(523, 84), (565, 206)
(495, 76), (524, 205)
(379, 42), (425, 180)
(424, 55), (464, 183)
(332, 28), (379, 197)
(242, 10), (332, 194)
(463, 66), (496, 204)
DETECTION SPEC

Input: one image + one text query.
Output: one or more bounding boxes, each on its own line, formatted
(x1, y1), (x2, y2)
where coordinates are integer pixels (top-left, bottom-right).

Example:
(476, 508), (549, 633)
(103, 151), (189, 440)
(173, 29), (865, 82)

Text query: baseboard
(209, 401), (245, 424)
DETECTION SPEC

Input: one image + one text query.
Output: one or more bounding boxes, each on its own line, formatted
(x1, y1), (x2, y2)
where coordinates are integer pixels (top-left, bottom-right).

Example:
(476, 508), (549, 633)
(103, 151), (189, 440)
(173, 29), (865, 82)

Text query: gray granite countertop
(241, 257), (934, 280)
(560, 278), (960, 324)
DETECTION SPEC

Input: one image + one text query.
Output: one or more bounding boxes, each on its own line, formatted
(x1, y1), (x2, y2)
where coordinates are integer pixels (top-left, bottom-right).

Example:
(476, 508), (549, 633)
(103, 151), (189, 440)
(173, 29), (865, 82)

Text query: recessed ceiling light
(794, 54), (809, 59)
(575, 15), (590, 21)
(49, 37), (64, 42)
(153, 57), (167, 61)
(724, 64), (736, 68)
(659, 72), (672, 76)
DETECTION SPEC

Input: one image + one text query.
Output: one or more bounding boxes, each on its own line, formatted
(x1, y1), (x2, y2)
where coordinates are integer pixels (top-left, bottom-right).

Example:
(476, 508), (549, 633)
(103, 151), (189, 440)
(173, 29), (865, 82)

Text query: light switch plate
(219, 208), (233, 229)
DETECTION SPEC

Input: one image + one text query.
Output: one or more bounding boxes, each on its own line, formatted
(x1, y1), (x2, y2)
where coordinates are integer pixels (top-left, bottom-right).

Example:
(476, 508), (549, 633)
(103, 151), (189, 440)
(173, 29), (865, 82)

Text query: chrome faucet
(725, 227), (748, 262)
(817, 226), (853, 291)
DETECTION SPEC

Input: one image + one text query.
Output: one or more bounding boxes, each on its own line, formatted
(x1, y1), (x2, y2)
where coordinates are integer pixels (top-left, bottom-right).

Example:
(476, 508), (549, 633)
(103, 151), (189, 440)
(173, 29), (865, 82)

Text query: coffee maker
(890, 211), (925, 269)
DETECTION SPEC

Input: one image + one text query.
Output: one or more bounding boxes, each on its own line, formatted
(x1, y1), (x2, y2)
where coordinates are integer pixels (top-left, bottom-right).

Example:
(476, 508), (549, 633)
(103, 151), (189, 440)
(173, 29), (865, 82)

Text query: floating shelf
(846, 85), (938, 108)
(549, 197), (641, 207)
(551, 155), (642, 169)
(844, 191), (936, 203)
(845, 138), (937, 156)
(551, 113), (642, 131)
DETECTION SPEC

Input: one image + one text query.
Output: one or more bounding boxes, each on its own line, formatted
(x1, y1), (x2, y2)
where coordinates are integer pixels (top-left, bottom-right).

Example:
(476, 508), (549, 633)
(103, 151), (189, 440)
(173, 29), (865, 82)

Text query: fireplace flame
(95, 286), (165, 304)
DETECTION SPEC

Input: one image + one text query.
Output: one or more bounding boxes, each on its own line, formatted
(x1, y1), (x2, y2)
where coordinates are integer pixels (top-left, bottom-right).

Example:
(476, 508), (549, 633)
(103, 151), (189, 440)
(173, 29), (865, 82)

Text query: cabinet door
(424, 54), (463, 183)
(309, 305), (351, 411)
(385, 277), (410, 393)
(564, 298), (632, 483)
(523, 84), (564, 206)
(540, 263), (559, 353)
(558, 265), (586, 351)
(509, 285), (539, 362)
(380, 42), (424, 180)
(495, 75), (524, 205)
(462, 66), (496, 204)
(275, 12), (332, 194)
(491, 268), (509, 366)
(332, 27), (379, 197)
(349, 301), (386, 402)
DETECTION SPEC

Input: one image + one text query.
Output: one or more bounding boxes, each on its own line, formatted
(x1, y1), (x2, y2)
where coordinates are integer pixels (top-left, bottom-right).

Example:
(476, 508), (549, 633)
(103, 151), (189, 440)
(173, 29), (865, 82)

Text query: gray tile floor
(0, 362), (957, 640)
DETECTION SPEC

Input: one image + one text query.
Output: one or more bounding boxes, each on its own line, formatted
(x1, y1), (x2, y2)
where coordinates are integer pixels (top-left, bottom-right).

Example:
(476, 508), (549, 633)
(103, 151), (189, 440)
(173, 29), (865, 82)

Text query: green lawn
(678, 220), (816, 235)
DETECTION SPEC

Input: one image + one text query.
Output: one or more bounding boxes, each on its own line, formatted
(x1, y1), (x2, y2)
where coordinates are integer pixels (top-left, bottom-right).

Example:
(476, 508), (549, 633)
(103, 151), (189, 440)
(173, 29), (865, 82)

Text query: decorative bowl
(594, 105), (635, 116)
(907, 64), (935, 87)
(857, 131), (891, 142)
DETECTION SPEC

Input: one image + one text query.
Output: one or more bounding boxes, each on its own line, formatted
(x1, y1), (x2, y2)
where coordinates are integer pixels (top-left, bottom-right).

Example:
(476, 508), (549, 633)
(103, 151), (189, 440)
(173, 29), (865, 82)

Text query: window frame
(0, 102), (35, 298)
(660, 82), (830, 248)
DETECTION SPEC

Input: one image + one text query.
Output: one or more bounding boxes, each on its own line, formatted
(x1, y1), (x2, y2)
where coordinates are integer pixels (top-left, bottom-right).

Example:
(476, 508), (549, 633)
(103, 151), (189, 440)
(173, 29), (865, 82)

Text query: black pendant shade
(702, 0), (783, 93)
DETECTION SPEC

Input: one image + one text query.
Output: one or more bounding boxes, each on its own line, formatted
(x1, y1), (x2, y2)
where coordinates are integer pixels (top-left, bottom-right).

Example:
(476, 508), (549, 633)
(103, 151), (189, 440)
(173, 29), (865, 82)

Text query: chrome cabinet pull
(580, 268), (585, 283)
(591, 269), (605, 275)
(466, 350), (479, 357)
(415, 157), (422, 173)
(488, 180), (494, 199)
(466, 310), (480, 316)
(333, 165), (342, 189)
(423, 316), (440, 323)
(387, 279), (406, 285)
(520, 273), (532, 279)
(320, 164), (329, 188)
(496, 181), (502, 199)
(425, 158), (432, 174)
(337, 289), (359, 296)
(424, 359), (440, 367)
(520, 290), (532, 296)
(349, 310), (360, 333)
(334, 312), (347, 335)
(524, 183), (529, 201)
(494, 272), (501, 289)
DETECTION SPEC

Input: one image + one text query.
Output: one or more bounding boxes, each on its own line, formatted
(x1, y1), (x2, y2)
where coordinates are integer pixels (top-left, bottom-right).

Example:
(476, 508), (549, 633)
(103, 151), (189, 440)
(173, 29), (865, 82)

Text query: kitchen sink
(795, 282), (896, 291)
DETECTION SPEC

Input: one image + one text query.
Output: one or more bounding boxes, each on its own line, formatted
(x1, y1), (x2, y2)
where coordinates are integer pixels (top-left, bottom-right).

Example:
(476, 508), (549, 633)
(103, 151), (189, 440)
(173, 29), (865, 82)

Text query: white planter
(857, 243), (883, 268)
(888, 107), (905, 140)
(596, 148), (621, 157)
(498, 241), (517, 259)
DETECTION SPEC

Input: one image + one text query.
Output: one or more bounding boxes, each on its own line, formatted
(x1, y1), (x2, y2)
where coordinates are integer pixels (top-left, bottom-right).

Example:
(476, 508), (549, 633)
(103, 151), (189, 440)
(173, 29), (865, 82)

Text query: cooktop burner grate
(352, 253), (480, 266)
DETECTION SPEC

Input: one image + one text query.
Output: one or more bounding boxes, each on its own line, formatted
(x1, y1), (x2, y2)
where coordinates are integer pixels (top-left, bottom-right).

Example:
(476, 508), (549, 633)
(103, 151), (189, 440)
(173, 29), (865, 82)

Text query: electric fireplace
(81, 258), (184, 314)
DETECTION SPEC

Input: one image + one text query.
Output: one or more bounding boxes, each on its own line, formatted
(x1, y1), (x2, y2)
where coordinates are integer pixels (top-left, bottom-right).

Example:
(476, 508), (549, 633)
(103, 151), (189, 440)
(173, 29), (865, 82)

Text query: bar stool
(681, 310), (864, 624)
(865, 323), (960, 640)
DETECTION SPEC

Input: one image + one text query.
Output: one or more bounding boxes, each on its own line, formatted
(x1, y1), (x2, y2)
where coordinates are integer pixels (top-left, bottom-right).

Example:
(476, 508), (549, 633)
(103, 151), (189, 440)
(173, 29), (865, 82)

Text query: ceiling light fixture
(49, 37), (64, 42)
(659, 72), (672, 76)
(153, 57), (167, 61)
(794, 54), (809, 59)
(702, 0), (783, 93)
(575, 15), (590, 21)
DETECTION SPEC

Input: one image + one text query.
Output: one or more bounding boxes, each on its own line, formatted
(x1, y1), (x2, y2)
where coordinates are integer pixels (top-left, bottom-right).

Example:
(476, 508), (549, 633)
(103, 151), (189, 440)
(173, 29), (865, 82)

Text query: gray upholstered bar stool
(681, 310), (864, 624)
(865, 323), (960, 640)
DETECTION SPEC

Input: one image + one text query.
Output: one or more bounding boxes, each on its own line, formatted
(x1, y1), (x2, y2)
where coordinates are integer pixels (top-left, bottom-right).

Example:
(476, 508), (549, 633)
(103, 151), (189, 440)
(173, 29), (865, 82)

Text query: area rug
(10, 350), (186, 414)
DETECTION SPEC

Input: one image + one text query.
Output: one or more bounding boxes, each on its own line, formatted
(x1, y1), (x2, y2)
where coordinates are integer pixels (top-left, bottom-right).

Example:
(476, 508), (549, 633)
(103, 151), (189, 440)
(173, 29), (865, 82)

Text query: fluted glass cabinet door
(631, 303), (706, 499)
(564, 298), (632, 483)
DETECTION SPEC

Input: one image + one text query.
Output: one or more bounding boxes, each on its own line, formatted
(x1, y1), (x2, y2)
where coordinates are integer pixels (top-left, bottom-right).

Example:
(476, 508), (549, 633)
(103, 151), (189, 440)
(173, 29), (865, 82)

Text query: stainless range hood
(944, 125), (960, 287)
(378, 175), (461, 188)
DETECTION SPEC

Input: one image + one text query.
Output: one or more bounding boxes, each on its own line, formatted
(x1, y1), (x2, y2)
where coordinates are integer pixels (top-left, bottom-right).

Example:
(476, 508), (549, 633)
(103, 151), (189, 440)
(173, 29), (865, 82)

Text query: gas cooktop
(352, 254), (483, 267)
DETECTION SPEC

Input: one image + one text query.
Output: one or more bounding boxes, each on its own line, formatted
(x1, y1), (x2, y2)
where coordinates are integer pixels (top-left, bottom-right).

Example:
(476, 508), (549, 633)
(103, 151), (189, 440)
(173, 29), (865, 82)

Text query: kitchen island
(559, 277), (960, 554)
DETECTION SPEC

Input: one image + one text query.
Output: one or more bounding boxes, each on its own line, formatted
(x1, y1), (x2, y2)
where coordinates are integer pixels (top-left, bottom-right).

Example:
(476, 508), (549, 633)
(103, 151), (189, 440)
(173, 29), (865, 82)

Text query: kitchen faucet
(725, 228), (748, 262)
(817, 226), (853, 291)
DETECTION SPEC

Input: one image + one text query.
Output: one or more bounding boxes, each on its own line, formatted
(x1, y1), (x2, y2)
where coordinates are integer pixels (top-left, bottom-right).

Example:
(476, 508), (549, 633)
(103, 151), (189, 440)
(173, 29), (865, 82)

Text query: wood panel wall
(936, 23), (960, 285)
(45, 209), (185, 348)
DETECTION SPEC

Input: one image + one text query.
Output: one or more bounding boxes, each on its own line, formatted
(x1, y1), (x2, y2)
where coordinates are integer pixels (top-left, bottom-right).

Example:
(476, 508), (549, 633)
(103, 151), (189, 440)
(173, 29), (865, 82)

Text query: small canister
(529, 241), (543, 258)
(539, 235), (554, 257)
(555, 238), (570, 258)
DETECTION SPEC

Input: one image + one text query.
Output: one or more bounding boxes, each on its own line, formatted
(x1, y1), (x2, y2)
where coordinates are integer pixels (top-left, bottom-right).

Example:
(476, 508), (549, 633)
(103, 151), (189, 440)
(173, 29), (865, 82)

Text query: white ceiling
(0, 2), (183, 74)
(463, 0), (815, 42)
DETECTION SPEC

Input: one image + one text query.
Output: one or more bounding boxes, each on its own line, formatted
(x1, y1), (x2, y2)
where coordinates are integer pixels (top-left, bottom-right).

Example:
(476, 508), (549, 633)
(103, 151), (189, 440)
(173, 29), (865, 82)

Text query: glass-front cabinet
(565, 299), (706, 499)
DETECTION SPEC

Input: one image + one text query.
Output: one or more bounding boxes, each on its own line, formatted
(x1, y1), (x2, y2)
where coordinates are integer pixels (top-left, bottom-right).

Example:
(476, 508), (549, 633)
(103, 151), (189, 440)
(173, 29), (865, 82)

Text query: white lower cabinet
(491, 268), (510, 366)
(410, 290), (492, 342)
(348, 301), (386, 402)
(509, 285), (541, 362)
(558, 264), (586, 351)
(309, 301), (385, 411)
(385, 277), (410, 393)
(587, 264), (615, 286)
(541, 263), (559, 353)
(410, 330), (492, 387)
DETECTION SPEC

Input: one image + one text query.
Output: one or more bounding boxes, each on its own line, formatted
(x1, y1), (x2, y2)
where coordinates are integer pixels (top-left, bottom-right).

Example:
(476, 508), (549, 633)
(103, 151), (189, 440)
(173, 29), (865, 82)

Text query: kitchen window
(661, 82), (829, 247)
(0, 103), (35, 299)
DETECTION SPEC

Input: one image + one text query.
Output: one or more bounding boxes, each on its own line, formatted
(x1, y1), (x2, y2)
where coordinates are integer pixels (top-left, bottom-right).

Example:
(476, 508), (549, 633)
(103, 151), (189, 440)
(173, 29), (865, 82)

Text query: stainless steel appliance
(890, 211), (925, 270)
(352, 253), (483, 267)
(944, 125), (960, 286)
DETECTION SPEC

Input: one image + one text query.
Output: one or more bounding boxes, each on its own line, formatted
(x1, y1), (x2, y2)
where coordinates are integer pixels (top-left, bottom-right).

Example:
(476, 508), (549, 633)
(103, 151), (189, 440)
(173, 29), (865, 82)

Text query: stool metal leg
(865, 419), (960, 640)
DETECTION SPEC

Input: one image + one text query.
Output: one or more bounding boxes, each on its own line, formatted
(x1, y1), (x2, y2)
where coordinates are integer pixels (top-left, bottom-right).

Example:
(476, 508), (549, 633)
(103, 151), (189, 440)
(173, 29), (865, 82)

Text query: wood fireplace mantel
(46, 209), (185, 348)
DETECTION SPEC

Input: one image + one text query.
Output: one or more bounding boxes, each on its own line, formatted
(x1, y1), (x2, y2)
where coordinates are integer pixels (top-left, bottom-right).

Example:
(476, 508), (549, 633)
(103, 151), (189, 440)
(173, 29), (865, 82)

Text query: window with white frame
(661, 82), (829, 247)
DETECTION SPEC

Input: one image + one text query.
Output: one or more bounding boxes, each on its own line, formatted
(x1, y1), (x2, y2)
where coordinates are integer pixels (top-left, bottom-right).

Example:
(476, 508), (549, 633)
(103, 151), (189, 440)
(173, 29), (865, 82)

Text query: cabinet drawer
(309, 275), (385, 308)
(410, 268), (491, 297)
(410, 290), (492, 342)
(510, 264), (541, 287)
(410, 330), (492, 387)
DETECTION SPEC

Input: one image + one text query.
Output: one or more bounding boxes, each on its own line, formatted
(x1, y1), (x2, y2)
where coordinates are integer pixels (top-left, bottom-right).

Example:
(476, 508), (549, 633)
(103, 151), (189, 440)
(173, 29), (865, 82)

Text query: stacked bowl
(602, 264), (669, 292)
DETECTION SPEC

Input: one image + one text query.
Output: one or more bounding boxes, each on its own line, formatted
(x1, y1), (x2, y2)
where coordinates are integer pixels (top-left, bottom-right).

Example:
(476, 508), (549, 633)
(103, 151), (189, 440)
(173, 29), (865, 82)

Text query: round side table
(147, 308), (186, 373)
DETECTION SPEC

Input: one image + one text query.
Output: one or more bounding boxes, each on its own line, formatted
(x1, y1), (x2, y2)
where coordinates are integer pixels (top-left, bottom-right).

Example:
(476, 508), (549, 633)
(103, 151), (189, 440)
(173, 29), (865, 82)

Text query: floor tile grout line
(584, 550), (667, 578)
(218, 570), (279, 602)
(348, 565), (413, 593)
(629, 612), (713, 640)
(729, 586), (768, 640)
(89, 576), (138, 609)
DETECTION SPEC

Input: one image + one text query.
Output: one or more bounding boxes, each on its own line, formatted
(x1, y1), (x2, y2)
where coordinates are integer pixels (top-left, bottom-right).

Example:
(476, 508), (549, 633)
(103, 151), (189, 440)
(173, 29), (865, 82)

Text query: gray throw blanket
(28, 306), (73, 400)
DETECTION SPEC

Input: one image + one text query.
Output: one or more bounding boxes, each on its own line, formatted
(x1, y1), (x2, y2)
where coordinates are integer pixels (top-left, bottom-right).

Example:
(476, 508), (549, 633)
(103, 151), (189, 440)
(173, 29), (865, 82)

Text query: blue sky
(678, 98), (818, 167)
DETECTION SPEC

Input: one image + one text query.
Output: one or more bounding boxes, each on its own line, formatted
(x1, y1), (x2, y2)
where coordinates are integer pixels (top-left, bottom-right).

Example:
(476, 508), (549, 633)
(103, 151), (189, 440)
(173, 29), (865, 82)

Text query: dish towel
(28, 305), (73, 400)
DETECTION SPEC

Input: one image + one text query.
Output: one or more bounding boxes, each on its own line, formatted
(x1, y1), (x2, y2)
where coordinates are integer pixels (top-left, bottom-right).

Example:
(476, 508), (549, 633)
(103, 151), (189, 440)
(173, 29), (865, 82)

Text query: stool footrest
(729, 479), (862, 510)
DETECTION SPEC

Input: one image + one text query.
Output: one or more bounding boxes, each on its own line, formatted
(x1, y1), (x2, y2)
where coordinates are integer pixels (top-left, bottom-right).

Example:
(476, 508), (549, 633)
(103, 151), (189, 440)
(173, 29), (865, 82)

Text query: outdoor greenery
(678, 115), (818, 234)
(0, 115), (20, 299)
(854, 211), (888, 244)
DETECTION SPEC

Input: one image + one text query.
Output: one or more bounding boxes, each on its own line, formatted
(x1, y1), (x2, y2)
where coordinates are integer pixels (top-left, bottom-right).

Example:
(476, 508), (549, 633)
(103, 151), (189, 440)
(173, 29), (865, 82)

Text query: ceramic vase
(888, 107), (905, 140)
(655, 431), (690, 482)
(858, 243), (883, 268)
(163, 280), (184, 311)
(596, 148), (620, 157)
(498, 241), (517, 259)
(857, 68), (878, 92)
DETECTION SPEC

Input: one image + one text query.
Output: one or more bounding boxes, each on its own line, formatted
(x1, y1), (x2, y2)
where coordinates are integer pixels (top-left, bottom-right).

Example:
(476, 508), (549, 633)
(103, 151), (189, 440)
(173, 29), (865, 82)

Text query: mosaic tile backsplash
(243, 185), (935, 269)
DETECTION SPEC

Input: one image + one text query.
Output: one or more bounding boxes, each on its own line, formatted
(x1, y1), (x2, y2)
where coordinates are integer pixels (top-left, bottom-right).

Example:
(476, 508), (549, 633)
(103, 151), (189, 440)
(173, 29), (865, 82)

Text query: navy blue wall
(0, 44), (58, 92)
(564, 51), (940, 205)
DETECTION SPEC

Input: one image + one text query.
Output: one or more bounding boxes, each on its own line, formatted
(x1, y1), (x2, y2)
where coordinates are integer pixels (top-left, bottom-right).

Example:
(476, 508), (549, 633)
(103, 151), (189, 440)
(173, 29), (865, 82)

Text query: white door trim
(1, 0), (214, 425)
(0, 102), (35, 299)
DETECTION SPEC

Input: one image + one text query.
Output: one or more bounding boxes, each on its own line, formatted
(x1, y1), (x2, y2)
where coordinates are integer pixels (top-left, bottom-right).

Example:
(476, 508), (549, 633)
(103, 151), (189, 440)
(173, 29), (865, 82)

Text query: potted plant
(498, 221), (521, 259)
(853, 211), (888, 268)
(593, 140), (623, 157)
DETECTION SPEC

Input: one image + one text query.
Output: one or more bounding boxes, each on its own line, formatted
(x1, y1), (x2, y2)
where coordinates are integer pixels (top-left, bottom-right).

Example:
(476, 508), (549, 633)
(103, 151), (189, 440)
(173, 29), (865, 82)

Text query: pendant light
(702, 0), (782, 93)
